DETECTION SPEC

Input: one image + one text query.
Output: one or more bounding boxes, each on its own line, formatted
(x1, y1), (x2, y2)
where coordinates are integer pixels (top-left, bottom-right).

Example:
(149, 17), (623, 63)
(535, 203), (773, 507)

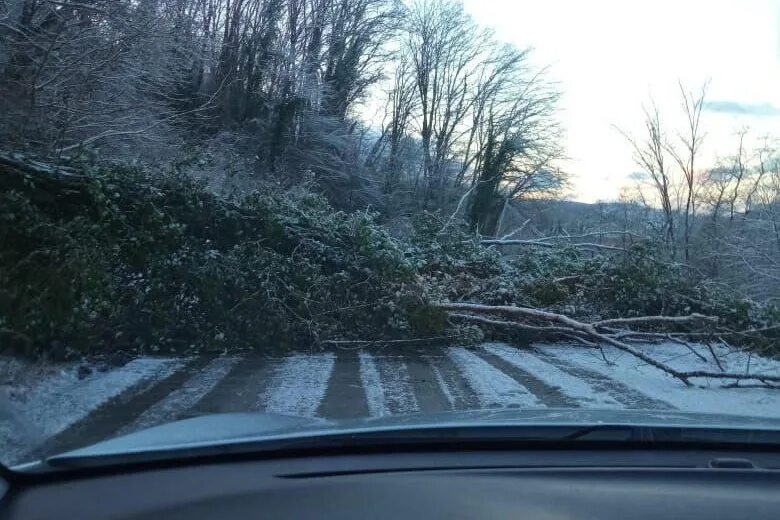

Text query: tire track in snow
(426, 352), (481, 411)
(358, 352), (419, 417)
(539, 344), (780, 418)
(476, 348), (578, 408)
(4, 358), (183, 464)
(262, 354), (336, 417)
(317, 350), (369, 419)
(447, 347), (544, 409)
(429, 363), (455, 410)
(405, 356), (450, 413)
(377, 356), (419, 415)
(191, 356), (274, 414)
(482, 343), (624, 409)
(358, 352), (386, 417)
(532, 346), (675, 410)
(118, 357), (241, 435)
(24, 358), (184, 437)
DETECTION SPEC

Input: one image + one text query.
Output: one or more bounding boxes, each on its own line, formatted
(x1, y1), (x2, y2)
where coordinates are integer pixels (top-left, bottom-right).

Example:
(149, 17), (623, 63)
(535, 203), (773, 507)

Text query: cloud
(704, 100), (780, 117)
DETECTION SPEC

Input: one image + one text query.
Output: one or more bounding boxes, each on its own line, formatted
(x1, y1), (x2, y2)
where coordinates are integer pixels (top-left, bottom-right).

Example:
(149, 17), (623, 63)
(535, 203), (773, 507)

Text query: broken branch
(593, 314), (717, 329)
(481, 239), (627, 252)
(435, 302), (778, 387)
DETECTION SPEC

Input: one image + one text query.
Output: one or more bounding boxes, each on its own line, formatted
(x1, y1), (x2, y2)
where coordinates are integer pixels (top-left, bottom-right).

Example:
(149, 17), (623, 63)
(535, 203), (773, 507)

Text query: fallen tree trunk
(0, 151), (86, 186)
(481, 239), (627, 252)
(320, 335), (464, 349)
(0, 151), (93, 216)
(593, 314), (717, 329)
(438, 302), (780, 387)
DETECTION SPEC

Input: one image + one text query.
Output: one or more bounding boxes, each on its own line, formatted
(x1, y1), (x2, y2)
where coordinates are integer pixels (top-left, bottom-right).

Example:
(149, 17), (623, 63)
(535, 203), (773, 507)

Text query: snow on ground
(375, 356), (419, 415)
(429, 363), (456, 410)
(120, 357), (241, 434)
(448, 347), (544, 409)
(648, 341), (780, 378)
(482, 343), (625, 409)
(358, 353), (419, 417)
(537, 343), (780, 418)
(359, 352), (387, 417)
(17, 358), (183, 437)
(262, 353), (335, 417)
(0, 357), (36, 389)
(0, 357), (183, 462)
(3, 343), (779, 465)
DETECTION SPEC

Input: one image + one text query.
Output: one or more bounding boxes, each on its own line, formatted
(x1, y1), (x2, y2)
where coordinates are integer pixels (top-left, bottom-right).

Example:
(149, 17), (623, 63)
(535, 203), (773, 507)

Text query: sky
(461, 0), (780, 202)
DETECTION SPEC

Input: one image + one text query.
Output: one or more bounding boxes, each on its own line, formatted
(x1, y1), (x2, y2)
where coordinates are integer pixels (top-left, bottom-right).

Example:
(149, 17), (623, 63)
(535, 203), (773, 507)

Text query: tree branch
(436, 302), (777, 387)
(481, 239), (627, 252)
(593, 314), (717, 329)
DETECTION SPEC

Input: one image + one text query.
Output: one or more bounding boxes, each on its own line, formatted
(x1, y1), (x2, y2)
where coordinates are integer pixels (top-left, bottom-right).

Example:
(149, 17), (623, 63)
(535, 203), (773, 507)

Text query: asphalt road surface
(2, 342), (779, 465)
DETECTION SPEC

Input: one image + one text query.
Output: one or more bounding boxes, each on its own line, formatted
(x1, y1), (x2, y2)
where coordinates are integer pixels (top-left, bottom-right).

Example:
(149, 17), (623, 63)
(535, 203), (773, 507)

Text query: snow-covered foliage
(1, 161), (778, 357)
(0, 162), (435, 355)
(410, 213), (779, 350)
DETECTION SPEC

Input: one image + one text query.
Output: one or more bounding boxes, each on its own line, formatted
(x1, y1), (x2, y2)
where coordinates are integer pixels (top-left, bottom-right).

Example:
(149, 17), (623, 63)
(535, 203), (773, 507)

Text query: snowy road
(2, 342), (779, 465)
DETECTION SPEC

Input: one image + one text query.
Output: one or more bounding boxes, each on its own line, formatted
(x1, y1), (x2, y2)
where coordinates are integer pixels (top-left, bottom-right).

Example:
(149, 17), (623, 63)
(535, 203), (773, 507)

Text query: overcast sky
(461, 0), (780, 202)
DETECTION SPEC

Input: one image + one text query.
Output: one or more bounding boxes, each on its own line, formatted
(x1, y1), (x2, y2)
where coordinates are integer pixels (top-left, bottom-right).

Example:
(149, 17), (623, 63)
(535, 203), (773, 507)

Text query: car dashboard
(2, 447), (780, 519)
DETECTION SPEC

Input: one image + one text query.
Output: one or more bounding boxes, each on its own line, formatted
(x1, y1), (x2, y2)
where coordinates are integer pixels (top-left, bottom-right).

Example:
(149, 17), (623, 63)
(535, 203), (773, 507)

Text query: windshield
(0, 0), (778, 468)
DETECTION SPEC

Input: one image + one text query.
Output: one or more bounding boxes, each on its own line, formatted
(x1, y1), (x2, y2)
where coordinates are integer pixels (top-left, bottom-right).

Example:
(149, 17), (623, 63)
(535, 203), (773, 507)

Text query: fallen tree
(3, 152), (778, 366)
(437, 302), (780, 387)
(0, 151), (92, 216)
(1, 152), (437, 356)
(481, 238), (627, 253)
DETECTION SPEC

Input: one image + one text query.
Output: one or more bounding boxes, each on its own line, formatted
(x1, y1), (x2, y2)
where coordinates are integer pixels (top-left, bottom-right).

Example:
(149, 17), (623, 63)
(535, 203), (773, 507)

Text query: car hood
(40, 408), (780, 467)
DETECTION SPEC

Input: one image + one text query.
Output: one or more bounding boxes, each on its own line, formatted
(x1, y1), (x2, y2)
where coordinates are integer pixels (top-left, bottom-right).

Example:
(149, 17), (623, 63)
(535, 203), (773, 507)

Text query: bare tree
(0, 0), (204, 155)
(404, 0), (489, 202)
(755, 151), (780, 256)
(620, 103), (676, 256)
(666, 81), (708, 262)
(725, 128), (751, 221)
(467, 62), (563, 234)
(370, 57), (417, 192)
(0, 0), (562, 218)
(695, 133), (780, 299)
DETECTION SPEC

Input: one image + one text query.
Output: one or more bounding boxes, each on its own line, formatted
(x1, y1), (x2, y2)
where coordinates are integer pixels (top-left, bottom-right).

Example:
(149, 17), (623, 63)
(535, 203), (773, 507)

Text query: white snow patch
(2, 357), (182, 464)
(537, 343), (780, 418)
(357, 353), (419, 417)
(358, 352), (387, 417)
(483, 343), (625, 409)
(448, 347), (544, 409)
(376, 356), (419, 415)
(263, 354), (335, 417)
(22, 358), (183, 437)
(121, 357), (241, 434)
(652, 341), (780, 378)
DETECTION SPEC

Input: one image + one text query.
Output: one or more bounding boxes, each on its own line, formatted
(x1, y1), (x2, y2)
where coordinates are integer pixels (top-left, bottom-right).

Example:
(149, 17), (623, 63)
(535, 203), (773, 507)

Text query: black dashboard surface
(3, 449), (780, 519)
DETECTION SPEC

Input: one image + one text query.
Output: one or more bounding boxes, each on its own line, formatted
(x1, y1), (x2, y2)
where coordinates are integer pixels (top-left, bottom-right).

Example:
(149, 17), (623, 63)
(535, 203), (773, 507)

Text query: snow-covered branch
(481, 239), (627, 252)
(438, 302), (779, 387)
(593, 314), (717, 329)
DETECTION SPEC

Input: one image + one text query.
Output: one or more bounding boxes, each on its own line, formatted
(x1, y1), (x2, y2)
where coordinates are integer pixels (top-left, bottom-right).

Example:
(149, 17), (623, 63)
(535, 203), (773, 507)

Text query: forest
(0, 0), (778, 386)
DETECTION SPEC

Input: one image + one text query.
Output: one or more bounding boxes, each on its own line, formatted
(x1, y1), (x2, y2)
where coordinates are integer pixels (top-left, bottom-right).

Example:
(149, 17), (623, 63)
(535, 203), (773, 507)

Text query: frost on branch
(438, 302), (780, 387)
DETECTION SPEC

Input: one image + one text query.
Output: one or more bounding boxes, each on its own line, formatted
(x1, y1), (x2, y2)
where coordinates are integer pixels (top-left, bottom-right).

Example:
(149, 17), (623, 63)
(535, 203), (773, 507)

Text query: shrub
(1, 159), (776, 357)
(0, 163), (429, 356)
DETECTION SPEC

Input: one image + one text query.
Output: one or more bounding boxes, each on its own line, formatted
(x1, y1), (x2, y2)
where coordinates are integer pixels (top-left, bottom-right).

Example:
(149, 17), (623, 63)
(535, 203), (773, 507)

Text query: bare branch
(436, 302), (778, 387)
(593, 314), (717, 329)
(481, 239), (627, 252)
